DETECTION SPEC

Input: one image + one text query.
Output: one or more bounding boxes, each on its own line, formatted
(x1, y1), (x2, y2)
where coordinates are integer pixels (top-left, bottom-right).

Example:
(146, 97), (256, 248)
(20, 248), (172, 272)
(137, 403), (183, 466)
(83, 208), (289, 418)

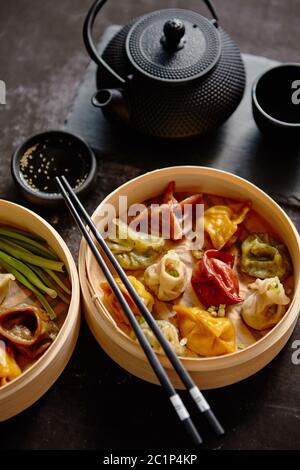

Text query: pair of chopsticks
(56, 175), (224, 446)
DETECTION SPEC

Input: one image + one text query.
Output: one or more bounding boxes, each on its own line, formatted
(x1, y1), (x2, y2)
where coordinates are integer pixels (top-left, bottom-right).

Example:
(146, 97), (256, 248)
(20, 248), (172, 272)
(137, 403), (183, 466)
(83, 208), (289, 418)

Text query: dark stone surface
(0, 0), (300, 451)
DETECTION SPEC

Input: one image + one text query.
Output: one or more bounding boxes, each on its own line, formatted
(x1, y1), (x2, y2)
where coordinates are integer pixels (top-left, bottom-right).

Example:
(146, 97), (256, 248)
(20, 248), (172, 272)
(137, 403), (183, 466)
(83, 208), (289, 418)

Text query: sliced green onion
(0, 250), (57, 298)
(45, 268), (71, 295)
(0, 228), (58, 258)
(2, 227), (45, 242)
(0, 239), (64, 271)
(168, 269), (179, 278)
(0, 234), (58, 260)
(29, 264), (70, 304)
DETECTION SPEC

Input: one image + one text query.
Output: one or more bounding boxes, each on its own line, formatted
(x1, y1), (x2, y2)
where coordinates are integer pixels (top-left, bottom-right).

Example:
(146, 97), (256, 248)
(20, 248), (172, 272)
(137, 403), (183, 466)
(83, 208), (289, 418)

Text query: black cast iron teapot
(83, 0), (246, 139)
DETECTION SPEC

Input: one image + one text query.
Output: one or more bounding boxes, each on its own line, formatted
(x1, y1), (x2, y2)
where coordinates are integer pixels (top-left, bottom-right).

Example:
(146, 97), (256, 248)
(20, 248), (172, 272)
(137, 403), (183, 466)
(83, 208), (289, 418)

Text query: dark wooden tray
(66, 26), (300, 207)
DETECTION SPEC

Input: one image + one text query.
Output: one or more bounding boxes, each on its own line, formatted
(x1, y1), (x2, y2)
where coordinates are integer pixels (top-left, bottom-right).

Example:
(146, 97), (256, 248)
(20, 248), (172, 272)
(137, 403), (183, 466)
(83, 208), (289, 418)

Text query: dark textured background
(0, 0), (300, 451)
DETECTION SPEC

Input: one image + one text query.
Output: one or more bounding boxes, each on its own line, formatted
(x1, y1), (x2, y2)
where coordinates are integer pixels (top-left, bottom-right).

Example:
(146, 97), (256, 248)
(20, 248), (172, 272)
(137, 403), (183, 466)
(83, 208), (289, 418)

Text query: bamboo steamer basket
(0, 200), (80, 420)
(79, 166), (300, 389)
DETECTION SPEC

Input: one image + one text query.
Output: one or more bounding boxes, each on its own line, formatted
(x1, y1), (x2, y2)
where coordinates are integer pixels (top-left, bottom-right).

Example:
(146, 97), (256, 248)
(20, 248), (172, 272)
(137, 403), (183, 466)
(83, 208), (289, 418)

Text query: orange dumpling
(174, 306), (236, 357)
(100, 275), (154, 326)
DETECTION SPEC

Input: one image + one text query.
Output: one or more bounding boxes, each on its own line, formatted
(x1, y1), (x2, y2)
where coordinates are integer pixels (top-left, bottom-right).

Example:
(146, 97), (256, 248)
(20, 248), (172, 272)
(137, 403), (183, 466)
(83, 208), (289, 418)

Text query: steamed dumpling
(0, 344), (21, 386)
(0, 273), (15, 305)
(174, 305), (236, 356)
(101, 275), (154, 326)
(204, 204), (250, 250)
(106, 219), (165, 270)
(136, 320), (186, 356)
(144, 250), (188, 301)
(241, 276), (290, 330)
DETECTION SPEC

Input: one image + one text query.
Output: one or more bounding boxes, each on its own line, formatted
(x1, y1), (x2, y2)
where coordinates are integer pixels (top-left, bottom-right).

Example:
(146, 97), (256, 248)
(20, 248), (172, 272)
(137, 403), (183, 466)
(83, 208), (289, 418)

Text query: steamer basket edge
(0, 200), (81, 421)
(78, 166), (300, 389)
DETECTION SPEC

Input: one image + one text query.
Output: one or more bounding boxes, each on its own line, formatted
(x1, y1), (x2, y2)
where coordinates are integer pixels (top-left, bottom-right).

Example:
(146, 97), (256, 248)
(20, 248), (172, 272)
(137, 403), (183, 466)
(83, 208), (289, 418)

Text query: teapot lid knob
(125, 9), (221, 83)
(162, 19), (186, 50)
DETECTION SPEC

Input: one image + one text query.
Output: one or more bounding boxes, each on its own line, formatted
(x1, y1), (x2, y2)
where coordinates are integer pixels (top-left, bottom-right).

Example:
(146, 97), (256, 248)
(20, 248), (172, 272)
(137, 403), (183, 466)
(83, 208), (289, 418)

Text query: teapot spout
(92, 88), (129, 123)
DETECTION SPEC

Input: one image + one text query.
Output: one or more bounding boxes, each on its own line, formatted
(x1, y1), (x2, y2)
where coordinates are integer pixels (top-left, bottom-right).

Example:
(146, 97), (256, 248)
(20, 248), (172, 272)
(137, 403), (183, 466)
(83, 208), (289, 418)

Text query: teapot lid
(125, 9), (221, 83)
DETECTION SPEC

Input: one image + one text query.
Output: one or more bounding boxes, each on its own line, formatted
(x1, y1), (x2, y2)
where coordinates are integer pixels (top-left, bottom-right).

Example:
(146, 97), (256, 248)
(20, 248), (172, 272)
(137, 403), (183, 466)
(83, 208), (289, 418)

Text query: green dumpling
(240, 233), (292, 280)
(106, 219), (165, 270)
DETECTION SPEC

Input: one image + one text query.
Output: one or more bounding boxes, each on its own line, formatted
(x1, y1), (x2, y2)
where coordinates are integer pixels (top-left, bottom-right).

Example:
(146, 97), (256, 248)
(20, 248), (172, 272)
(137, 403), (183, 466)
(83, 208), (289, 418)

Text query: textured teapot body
(84, 2), (246, 140)
(97, 19), (245, 139)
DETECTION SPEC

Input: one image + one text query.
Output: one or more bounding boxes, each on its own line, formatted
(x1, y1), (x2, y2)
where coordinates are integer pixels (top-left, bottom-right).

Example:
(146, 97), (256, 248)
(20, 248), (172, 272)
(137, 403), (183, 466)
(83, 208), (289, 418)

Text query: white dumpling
(138, 320), (186, 356)
(0, 273), (15, 305)
(241, 276), (290, 330)
(144, 250), (188, 301)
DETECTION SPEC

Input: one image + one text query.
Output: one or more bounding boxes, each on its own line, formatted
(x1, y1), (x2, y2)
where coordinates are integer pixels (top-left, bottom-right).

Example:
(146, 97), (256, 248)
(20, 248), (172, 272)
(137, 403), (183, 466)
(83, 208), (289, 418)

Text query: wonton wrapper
(0, 273), (15, 305)
(0, 343), (21, 386)
(204, 204), (250, 250)
(101, 275), (154, 326)
(174, 305), (236, 356)
(137, 320), (186, 356)
(241, 276), (290, 330)
(0, 305), (57, 359)
(144, 250), (188, 301)
(131, 181), (202, 241)
(106, 219), (165, 270)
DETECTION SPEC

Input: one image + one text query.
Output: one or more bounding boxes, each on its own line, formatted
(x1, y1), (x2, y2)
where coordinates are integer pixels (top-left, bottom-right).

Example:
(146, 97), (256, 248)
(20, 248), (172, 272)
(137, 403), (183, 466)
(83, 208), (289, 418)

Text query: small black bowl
(11, 130), (97, 207)
(252, 63), (300, 138)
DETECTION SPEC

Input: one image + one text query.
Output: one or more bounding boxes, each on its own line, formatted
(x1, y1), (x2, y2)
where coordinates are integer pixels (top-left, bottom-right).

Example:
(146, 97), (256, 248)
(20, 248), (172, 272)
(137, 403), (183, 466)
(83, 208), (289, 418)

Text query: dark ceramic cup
(252, 63), (300, 139)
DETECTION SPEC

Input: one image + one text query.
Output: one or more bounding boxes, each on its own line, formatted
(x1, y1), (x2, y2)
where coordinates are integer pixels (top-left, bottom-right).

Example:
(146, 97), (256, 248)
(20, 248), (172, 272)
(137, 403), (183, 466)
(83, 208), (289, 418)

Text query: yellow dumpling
(204, 204), (249, 250)
(174, 305), (236, 357)
(0, 345), (21, 386)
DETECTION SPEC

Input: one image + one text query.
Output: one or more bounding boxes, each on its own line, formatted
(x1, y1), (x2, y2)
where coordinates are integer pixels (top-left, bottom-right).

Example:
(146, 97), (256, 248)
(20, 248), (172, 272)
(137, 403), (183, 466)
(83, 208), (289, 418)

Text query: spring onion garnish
(0, 238), (64, 271)
(0, 228), (58, 260)
(0, 250), (57, 298)
(44, 268), (71, 295)
(0, 259), (56, 320)
(0, 228), (69, 320)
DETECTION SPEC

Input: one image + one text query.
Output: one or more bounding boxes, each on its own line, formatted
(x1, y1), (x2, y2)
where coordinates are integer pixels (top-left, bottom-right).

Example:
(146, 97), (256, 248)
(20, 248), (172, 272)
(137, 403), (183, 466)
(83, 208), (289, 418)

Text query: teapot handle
(83, 0), (219, 86)
(203, 0), (219, 27)
(83, 0), (126, 85)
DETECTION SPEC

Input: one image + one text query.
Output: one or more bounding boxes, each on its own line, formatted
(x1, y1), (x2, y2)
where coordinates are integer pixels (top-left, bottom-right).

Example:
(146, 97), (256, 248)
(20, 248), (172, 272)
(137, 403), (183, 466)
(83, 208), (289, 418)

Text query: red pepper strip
(192, 249), (242, 306)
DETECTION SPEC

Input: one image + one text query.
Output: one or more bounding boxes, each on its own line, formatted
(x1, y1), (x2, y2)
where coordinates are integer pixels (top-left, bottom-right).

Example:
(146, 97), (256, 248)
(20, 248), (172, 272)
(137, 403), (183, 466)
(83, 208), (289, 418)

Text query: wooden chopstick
(56, 175), (224, 440)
